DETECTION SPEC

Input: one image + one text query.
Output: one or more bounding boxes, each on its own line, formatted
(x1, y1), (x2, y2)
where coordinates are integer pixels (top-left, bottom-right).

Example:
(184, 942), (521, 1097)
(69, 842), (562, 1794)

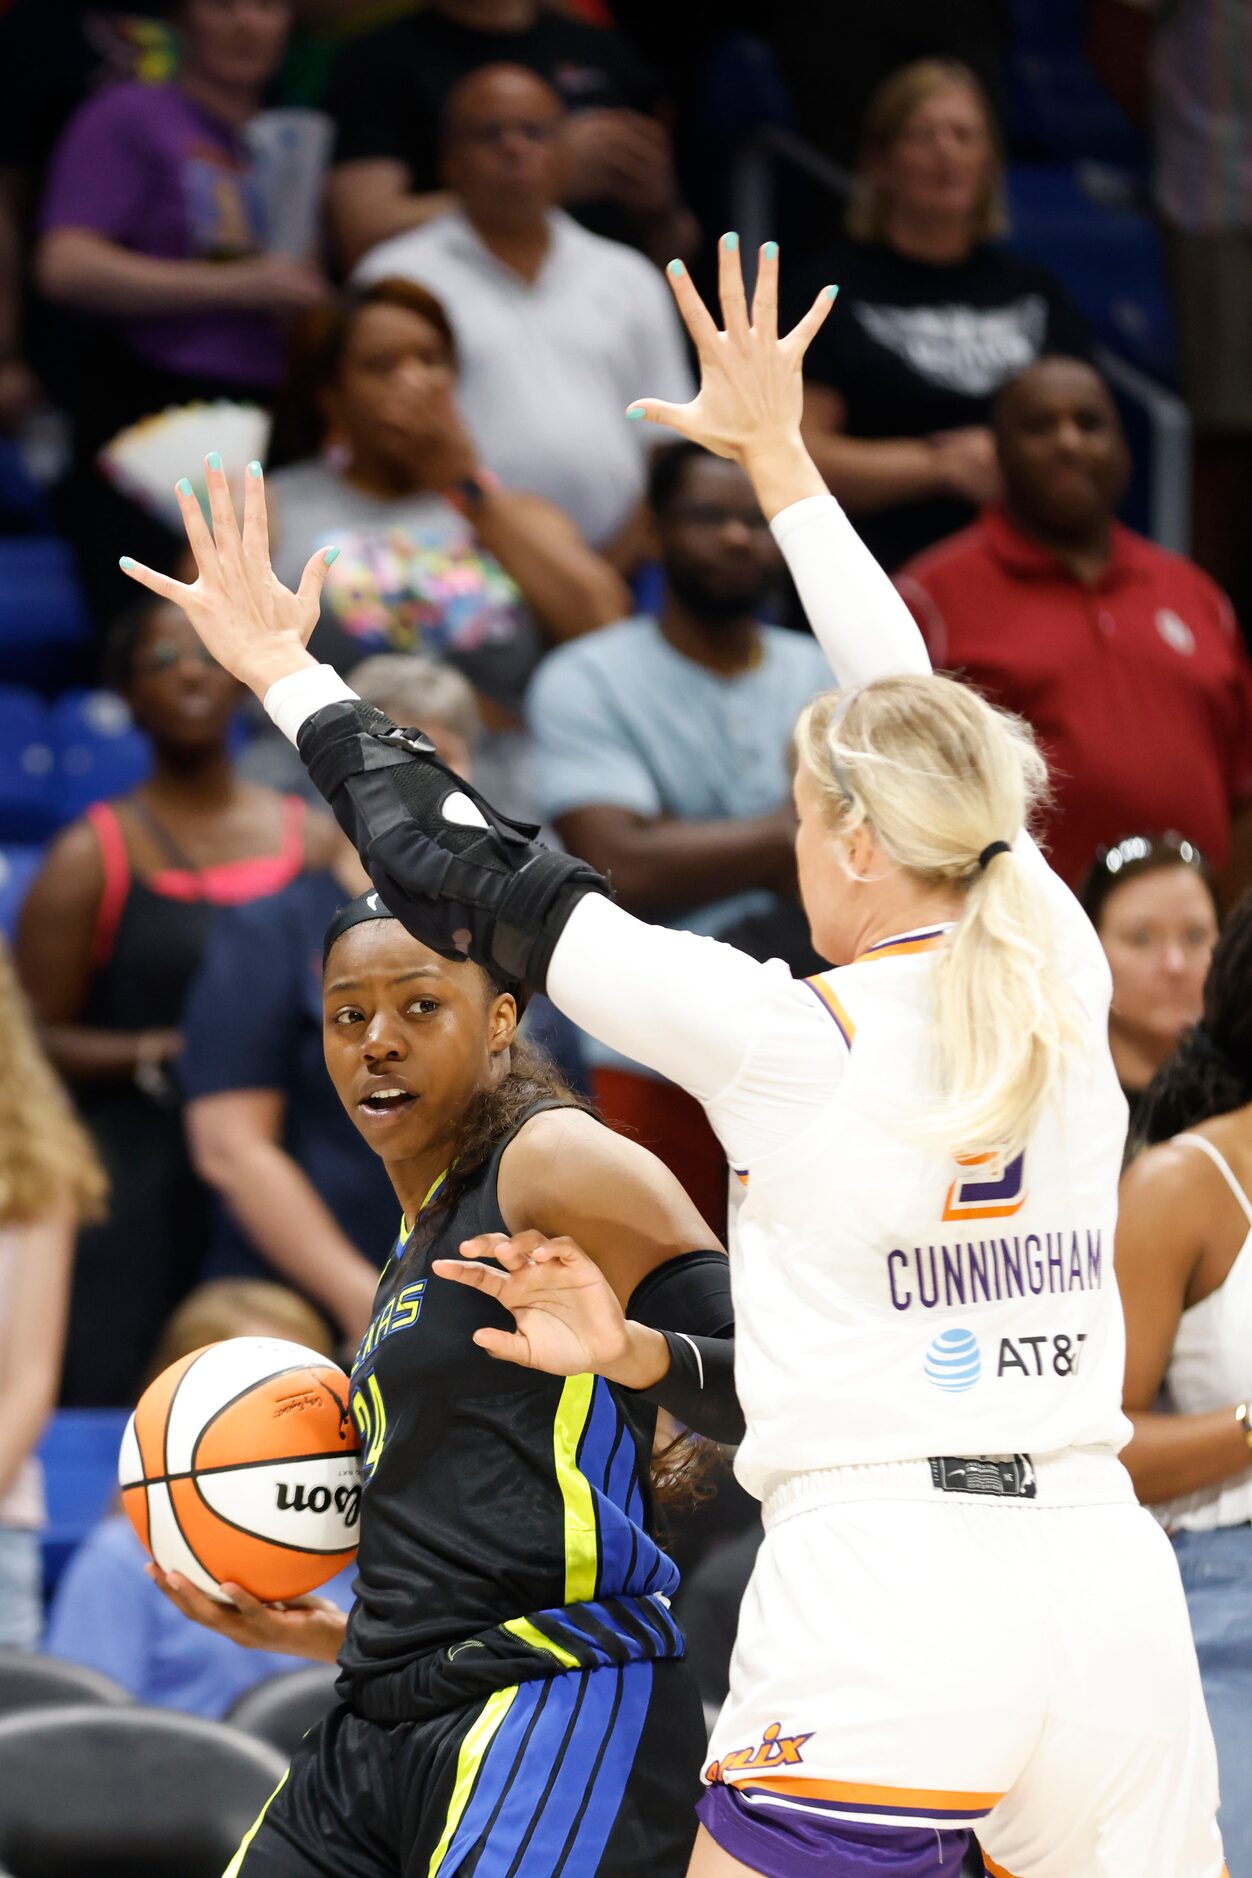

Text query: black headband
(322, 891), (524, 1002)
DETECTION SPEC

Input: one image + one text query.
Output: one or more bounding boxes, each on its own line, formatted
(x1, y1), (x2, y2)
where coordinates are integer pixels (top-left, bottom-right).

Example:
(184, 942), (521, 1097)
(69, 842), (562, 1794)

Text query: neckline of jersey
(855, 923), (955, 963)
(398, 1166), (451, 1249)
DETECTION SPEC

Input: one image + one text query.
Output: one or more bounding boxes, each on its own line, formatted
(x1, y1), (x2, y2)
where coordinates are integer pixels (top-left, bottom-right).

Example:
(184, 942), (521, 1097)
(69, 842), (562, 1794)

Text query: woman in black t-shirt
(798, 58), (1090, 571)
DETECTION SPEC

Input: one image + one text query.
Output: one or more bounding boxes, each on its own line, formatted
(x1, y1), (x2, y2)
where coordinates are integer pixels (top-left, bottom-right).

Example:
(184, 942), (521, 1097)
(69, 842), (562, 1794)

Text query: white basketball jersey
(729, 923), (1132, 1504)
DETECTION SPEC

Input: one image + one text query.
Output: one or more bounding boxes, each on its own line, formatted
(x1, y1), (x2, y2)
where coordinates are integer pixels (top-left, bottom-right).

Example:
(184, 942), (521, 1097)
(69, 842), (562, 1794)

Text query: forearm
(1120, 1405), (1252, 1506)
(801, 424), (947, 513)
(563, 813), (791, 911)
(40, 1022), (176, 1085)
(37, 230), (246, 316)
(198, 1135), (379, 1333)
(471, 491), (630, 642)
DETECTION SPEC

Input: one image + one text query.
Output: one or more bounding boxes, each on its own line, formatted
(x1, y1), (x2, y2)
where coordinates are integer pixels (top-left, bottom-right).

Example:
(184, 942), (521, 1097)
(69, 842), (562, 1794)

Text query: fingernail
(247, 460), (262, 478)
(626, 407), (644, 421)
(118, 556), (134, 570)
(763, 240), (778, 260)
(826, 284), (840, 301)
(666, 259), (684, 279)
(206, 451), (221, 472)
(176, 478), (192, 497)
(723, 231), (739, 251)
(323, 546), (340, 565)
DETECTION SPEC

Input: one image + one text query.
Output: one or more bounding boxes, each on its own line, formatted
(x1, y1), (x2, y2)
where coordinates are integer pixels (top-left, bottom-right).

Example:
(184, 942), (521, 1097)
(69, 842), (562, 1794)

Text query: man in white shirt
(352, 64), (695, 556)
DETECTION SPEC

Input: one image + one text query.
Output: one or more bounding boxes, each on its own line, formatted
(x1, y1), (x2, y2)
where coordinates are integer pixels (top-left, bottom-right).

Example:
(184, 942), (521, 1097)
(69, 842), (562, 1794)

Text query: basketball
(118, 1337), (362, 1603)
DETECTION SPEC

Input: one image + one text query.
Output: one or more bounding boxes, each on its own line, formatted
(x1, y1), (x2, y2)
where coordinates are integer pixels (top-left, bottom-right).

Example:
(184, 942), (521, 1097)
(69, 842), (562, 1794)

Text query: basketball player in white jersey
(119, 241), (1225, 1878)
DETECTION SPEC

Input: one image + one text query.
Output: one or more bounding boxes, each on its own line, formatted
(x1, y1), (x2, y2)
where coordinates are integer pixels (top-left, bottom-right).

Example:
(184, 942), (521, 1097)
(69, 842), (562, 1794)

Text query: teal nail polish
(826, 284), (840, 301)
(323, 546), (340, 566)
(206, 451), (222, 471)
(626, 408), (644, 422)
(176, 478), (192, 497)
(763, 240), (778, 260)
(118, 556), (134, 571)
(247, 460), (262, 478)
(666, 259), (684, 279)
(722, 231), (739, 251)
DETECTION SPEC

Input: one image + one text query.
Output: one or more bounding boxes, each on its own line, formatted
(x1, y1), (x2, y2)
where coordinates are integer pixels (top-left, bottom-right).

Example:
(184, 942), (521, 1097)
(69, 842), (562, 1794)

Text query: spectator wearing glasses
(1079, 834), (1221, 1142)
(524, 442), (828, 1230)
(325, 0), (696, 272)
(897, 356), (1252, 893)
(1116, 888), (1252, 1872)
(15, 598), (338, 1406)
(350, 64), (695, 560)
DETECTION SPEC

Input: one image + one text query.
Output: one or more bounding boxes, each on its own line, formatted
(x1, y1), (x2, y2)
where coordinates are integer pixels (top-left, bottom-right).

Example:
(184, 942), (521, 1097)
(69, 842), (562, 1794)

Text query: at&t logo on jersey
(923, 1327), (981, 1392)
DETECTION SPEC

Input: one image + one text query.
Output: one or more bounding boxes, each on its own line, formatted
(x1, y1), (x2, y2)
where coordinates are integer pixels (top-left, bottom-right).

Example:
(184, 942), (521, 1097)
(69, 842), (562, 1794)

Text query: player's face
(875, 83), (994, 228)
(323, 923), (517, 1172)
(793, 761), (856, 963)
(1100, 866), (1218, 1055)
(996, 362), (1130, 538)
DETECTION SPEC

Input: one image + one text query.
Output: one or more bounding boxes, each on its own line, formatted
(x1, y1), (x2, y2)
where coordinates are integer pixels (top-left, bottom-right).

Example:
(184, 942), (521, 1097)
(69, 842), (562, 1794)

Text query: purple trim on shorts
(697, 1784), (973, 1875)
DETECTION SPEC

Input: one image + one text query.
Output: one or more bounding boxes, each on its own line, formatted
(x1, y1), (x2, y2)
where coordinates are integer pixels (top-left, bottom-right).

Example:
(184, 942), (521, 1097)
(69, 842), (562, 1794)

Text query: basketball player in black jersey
(152, 894), (739, 1877)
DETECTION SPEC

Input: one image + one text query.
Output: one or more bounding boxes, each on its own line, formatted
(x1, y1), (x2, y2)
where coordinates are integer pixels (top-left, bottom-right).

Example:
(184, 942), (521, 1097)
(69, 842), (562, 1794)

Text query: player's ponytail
(797, 675), (1083, 1156)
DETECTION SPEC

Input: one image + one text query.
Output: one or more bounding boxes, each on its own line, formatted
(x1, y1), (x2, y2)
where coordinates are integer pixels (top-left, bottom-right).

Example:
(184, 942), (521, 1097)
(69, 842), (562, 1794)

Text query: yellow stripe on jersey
(427, 1685), (518, 1878)
(222, 1769), (290, 1877)
(502, 1614), (581, 1670)
(553, 1373), (599, 1604)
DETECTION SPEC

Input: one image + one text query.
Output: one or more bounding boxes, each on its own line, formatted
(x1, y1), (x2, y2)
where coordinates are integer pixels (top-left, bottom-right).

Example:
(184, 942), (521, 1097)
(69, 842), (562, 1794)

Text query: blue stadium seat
(1007, 0), (1147, 169)
(1006, 164), (1177, 384)
(0, 844), (43, 938)
(52, 690), (152, 820)
(0, 689), (59, 841)
(0, 538), (93, 689)
(37, 1409), (131, 1598)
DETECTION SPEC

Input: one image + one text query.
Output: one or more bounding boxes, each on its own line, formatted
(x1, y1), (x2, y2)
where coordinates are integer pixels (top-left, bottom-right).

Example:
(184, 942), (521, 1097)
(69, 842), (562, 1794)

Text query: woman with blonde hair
(796, 57), (1090, 571)
(120, 241), (1221, 1875)
(0, 938), (105, 1649)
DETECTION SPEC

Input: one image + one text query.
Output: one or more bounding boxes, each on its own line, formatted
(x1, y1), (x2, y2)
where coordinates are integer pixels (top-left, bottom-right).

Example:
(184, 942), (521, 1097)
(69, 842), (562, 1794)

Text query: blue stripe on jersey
(508, 1663), (654, 1877)
(575, 1379), (677, 1604)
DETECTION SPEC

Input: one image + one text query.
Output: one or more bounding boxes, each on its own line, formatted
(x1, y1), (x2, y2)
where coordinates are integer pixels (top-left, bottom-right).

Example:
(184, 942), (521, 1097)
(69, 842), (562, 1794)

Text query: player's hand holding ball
(146, 1568), (346, 1663)
(119, 1336), (362, 1614)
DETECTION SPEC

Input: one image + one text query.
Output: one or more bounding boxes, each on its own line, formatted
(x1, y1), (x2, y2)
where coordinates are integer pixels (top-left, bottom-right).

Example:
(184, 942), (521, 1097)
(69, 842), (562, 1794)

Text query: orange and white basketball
(118, 1337), (362, 1602)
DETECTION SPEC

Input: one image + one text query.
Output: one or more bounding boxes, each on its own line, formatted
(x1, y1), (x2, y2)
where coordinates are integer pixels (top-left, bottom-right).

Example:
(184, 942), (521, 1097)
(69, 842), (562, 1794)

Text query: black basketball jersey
(336, 1101), (683, 1722)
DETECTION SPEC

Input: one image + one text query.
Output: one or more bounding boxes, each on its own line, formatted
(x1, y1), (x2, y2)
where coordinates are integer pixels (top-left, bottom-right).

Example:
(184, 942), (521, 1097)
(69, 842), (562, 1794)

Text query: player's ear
(488, 992), (518, 1055)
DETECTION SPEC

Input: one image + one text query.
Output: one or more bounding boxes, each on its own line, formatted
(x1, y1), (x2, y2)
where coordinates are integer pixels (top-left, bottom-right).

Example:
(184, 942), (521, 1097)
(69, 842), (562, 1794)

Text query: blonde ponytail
(797, 676), (1083, 1155)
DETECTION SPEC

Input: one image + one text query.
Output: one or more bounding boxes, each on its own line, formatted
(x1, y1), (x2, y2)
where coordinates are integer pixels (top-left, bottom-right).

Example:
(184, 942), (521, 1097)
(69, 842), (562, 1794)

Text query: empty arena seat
(0, 691), (58, 841)
(37, 1409), (131, 1597)
(0, 1706), (286, 1878)
(0, 1649), (132, 1714)
(0, 845), (41, 937)
(226, 1663), (340, 1757)
(51, 690), (151, 820)
(0, 538), (92, 690)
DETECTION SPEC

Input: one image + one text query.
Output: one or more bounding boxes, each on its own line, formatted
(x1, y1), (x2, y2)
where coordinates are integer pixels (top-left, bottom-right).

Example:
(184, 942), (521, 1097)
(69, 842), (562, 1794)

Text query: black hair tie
(978, 841), (1011, 871)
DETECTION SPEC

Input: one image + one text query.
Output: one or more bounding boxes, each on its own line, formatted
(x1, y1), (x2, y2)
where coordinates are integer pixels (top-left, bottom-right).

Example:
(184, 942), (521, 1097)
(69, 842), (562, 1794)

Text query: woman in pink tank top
(15, 597), (337, 1405)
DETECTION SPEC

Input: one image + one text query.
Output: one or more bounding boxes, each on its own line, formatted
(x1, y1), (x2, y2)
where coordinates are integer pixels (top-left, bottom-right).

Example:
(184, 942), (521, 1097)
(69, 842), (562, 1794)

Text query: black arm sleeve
(296, 699), (609, 992)
(627, 1251), (743, 1446)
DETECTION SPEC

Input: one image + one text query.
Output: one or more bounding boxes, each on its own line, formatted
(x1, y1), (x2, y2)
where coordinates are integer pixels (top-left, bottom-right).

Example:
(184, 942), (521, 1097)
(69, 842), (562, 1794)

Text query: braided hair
(1140, 888), (1252, 1146)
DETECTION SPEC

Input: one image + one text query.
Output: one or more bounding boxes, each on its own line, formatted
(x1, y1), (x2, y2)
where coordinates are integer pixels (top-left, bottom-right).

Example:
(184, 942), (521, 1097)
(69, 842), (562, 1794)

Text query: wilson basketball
(119, 1337), (362, 1602)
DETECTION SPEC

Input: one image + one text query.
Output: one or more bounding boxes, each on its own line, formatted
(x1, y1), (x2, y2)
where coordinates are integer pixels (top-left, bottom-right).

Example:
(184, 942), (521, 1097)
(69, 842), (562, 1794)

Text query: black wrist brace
(297, 700), (610, 992)
(627, 1251), (743, 1446)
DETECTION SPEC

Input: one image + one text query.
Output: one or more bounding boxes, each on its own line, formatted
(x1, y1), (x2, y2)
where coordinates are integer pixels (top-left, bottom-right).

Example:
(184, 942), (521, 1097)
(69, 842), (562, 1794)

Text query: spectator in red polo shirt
(895, 356), (1252, 893)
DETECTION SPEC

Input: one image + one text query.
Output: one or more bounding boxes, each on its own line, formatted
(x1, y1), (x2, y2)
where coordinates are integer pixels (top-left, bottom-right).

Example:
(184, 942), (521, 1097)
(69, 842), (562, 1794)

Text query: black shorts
(225, 1658), (704, 1878)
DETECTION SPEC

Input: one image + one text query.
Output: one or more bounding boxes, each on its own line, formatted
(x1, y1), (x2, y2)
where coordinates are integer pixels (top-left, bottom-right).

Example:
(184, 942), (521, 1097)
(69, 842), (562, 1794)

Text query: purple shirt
(40, 81), (286, 387)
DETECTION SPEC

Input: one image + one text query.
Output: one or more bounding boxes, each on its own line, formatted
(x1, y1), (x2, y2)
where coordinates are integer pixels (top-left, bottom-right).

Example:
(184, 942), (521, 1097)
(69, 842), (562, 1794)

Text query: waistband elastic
(763, 1448), (1133, 1530)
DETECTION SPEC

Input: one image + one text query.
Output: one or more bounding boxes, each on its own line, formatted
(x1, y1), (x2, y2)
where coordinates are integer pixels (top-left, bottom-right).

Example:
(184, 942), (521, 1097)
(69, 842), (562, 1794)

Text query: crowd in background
(1, 0), (1252, 1868)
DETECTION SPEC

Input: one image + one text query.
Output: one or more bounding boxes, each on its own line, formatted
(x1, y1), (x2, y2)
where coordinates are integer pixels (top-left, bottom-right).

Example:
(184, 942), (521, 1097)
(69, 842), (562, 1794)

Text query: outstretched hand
(118, 458), (335, 700)
(628, 235), (837, 472)
(433, 1231), (670, 1389)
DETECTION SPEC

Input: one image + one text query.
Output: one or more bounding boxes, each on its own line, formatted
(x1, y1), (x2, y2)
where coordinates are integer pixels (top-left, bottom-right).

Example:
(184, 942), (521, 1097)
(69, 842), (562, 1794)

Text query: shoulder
(1119, 1137), (1217, 1249)
(27, 814), (106, 906)
(352, 220), (448, 285)
(59, 79), (158, 139)
(1123, 529), (1241, 631)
